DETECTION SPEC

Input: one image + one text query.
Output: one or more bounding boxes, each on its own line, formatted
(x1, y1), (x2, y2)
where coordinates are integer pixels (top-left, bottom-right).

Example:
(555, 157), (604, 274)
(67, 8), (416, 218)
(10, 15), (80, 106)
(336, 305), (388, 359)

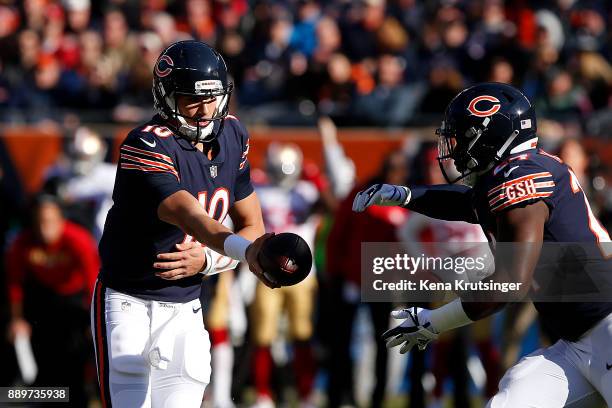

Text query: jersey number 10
(182, 188), (230, 245)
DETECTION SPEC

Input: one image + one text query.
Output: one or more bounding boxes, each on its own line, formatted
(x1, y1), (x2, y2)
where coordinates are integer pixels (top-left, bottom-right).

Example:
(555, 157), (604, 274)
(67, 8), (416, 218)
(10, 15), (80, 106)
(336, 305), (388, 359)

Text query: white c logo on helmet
(467, 95), (501, 117)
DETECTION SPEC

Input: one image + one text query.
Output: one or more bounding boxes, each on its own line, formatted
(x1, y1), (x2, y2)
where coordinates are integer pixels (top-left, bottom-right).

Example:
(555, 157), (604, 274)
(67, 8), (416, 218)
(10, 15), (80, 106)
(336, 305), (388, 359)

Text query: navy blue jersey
(472, 147), (612, 340)
(98, 114), (253, 302)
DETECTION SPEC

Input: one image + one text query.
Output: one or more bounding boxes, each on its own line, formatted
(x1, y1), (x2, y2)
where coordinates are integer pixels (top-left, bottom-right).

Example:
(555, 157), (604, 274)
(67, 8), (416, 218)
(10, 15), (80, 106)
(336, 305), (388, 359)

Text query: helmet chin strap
(494, 130), (520, 161)
(460, 129), (521, 186)
(174, 93), (229, 143)
(176, 115), (215, 143)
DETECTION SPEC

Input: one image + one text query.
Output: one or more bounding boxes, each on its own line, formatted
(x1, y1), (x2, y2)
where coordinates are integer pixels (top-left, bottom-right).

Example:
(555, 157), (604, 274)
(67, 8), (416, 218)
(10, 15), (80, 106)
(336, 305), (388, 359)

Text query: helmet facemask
(155, 79), (233, 143)
(437, 114), (520, 186)
(436, 117), (491, 185)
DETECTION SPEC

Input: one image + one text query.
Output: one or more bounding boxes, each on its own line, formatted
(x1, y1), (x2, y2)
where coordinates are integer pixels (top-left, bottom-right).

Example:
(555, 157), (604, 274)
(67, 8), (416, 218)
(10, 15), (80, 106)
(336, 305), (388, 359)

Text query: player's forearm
(428, 299), (503, 332)
(405, 185), (477, 223)
(461, 301), (506, 321)
(235, 223), (265, 241)
(181, 211), (234, 254)
(159, 190), (236, 255)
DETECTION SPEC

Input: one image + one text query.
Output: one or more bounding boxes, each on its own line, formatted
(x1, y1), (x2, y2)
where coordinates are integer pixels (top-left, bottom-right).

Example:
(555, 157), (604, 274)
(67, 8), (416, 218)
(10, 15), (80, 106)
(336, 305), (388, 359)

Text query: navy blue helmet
(437, 82), (537, 184)
(153, 40), (234, 143)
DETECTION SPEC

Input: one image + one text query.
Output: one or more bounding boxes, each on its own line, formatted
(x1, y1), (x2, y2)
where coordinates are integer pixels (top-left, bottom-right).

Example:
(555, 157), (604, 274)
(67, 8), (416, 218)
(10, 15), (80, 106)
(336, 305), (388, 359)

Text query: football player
(249, 143), (319, 408)
(91, 40), (276, 408)
(353, 83), (612, 406)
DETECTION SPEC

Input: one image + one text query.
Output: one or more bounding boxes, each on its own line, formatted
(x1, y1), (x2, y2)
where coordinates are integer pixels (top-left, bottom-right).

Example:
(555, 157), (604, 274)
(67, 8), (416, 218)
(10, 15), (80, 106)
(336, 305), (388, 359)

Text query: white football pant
(487, 312), (612, 407)
(91, 280), (211, 408)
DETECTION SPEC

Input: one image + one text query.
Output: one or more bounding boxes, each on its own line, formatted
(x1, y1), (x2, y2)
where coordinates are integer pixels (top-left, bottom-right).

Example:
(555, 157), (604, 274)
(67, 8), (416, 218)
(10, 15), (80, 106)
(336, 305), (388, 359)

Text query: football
(257, 233), (313, 286)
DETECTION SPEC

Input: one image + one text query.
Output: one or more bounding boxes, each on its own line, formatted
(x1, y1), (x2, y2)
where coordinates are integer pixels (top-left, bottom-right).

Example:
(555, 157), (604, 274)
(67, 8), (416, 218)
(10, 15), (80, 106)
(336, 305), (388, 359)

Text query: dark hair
(27, 194), (63, 224)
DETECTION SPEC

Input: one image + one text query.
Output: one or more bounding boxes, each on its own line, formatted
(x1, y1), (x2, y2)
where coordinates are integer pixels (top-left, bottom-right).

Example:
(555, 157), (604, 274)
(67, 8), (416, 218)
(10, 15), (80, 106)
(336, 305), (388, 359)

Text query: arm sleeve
(118, 136), (182, 208)
(233, 120), (254, 201)
(405, 184), (478, 223)
(323, 143), (355, 199)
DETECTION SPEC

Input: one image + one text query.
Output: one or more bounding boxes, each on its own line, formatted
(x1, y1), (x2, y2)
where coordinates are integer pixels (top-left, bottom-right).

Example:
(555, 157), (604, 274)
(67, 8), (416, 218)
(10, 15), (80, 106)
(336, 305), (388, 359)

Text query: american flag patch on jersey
(119, 144), (180, 181)
(488, 172), (555, 213)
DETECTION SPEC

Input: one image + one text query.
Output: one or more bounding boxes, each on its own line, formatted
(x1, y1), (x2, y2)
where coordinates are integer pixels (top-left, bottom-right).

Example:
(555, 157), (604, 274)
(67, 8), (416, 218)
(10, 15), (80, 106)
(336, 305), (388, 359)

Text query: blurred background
(1, 0), (612, 407)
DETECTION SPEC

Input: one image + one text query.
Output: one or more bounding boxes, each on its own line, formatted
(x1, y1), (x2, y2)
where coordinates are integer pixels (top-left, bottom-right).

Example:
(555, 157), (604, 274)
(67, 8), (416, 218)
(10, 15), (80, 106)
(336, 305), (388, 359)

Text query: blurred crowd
(1, 118), (611, 407)
(0, 0), (611, 131)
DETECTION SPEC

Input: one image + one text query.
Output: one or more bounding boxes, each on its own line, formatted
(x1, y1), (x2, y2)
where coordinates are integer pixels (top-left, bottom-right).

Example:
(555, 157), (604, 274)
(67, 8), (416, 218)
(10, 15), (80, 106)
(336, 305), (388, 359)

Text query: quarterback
(353, 83), (612, 406)
(91, 40), (275, 408)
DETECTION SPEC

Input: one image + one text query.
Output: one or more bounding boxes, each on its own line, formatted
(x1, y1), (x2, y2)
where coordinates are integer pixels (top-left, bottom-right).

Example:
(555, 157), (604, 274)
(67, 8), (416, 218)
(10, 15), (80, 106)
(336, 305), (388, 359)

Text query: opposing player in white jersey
(43, 127), (116, 239)
(249, 143), (319, 407)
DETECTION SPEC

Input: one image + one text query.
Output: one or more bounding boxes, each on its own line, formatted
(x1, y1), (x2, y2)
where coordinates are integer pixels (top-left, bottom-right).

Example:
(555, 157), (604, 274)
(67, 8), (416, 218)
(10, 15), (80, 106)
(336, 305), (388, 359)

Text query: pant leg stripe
(94, 280), (112, 407)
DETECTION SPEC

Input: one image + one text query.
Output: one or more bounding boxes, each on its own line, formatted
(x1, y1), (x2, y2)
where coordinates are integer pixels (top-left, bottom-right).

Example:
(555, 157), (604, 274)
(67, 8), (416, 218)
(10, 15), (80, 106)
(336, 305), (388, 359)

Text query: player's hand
(352, 184), (411, 212)
(318, 116), (338, 145)
(382, 307), (439, 354)
(155, 242), (206, 280)
(245, 233), (280, 289)
(7, 318), (31, 343)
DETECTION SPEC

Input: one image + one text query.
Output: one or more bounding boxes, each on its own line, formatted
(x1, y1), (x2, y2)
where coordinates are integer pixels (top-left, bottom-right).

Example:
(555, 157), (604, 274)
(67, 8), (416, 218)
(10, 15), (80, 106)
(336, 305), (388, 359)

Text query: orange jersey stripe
(487, 172), (552, 196)
(120, 152), (176, 172)
(120, 163), (180, 180)
(491, 191), (553, 212)
(121, 145), (173, 164)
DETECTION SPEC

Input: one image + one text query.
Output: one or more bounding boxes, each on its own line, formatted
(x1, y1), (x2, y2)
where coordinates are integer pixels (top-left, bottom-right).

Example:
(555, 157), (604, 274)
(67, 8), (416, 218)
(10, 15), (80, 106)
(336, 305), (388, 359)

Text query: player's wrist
(428, 298), (473, 333)
(398, 185), (411, 206)
(223, 234), (251, 262)
(381, 184), (410, 206)
(199, 247), (213, 275)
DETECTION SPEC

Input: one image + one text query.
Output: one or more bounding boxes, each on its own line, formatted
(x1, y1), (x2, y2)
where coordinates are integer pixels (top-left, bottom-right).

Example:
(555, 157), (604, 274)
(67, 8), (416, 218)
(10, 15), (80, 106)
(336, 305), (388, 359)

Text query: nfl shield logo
(210, 165), (218, 178)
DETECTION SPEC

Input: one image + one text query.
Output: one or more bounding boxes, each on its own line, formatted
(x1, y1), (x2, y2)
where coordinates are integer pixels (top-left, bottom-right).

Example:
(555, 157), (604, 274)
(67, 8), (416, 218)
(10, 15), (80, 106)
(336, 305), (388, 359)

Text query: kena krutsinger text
(370, 254), (522, 293)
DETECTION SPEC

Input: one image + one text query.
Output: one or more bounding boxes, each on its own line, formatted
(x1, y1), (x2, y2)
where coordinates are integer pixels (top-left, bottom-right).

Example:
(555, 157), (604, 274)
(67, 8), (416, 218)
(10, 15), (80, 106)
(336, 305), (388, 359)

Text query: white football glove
(382, 307), (439, 354)
(352, 184), (411, 212)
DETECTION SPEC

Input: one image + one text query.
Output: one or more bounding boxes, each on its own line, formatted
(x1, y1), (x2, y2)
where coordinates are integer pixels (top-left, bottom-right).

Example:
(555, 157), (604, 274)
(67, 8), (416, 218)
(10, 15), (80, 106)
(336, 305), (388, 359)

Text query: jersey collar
(509, 137), (538, 154)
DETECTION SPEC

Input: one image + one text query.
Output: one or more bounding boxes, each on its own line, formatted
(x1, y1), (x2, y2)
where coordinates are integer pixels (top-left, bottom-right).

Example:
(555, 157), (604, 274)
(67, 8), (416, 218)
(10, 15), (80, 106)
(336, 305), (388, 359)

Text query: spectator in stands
(240, 14), (294, 106)
(288, 0), (319, 57)
(354, 54), (425, 126)
(5, 195), (98, 405)
(64, 0), (91, 34)
(419, 60), (464, 116)
(317, 53), (358, 124)
(0, 0), (612, 128)
(488, 56), (514, 84)
(536, 68), (591, 121)
(114, 31), (163, 122)
(340, 0), (388, 61)
(311, 16), (341, 69)
(184, 0), (217, 44)
(522, 44), (559, 100)
(23, 0), (47, 32)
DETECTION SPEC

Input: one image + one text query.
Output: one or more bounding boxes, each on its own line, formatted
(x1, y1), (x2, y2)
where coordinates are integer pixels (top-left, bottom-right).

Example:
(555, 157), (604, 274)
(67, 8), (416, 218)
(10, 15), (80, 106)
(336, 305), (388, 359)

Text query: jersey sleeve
(229, 116), (255, 201)
(118, 132), (182, 207)
(486, 159), (556, 214)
